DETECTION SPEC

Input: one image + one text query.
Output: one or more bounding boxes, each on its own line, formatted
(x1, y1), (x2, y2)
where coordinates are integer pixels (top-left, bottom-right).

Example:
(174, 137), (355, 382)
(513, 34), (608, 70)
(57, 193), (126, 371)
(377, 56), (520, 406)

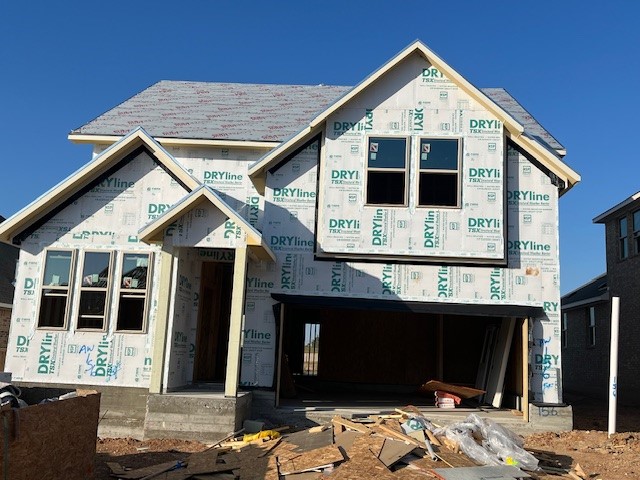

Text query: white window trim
(415, 136), (462, 209)
(364, 135), (410, 207)
(113, 251), (153, 333)
(36, 248), (77, 331)
(75, 250), (114, 332)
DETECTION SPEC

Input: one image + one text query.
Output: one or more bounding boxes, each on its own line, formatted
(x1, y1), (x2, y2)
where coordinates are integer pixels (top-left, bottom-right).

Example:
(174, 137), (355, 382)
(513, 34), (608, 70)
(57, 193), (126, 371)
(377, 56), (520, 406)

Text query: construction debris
(105, 406), (584, 479)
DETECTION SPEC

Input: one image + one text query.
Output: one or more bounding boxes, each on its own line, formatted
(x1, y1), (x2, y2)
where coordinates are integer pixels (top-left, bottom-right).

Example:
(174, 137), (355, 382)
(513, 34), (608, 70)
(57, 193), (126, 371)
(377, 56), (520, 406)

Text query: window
(633, 211), (640, 254)
(619, 217), (628, 259)
(38, 250), (75, 328)
(366, 137), (408, 205)
(562, 313), (568, 348)
(588, 307), (596, 346)
(418, 138), (460, 207)
(77, 251), (113, 330)
(116, 253), (151, 331)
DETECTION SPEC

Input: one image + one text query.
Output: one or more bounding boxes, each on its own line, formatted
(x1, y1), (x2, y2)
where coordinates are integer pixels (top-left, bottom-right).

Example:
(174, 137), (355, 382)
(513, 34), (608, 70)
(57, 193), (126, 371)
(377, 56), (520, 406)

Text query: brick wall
(0, 307), (10, 371)
(604, 205), (640, 404)
(562, 301), (610, 399)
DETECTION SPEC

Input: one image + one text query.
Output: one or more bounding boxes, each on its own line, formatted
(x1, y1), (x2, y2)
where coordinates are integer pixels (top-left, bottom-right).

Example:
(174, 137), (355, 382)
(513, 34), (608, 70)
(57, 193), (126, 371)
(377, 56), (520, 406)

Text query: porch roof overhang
(271, 293), (543, 318)
(138, 185), (275, 262)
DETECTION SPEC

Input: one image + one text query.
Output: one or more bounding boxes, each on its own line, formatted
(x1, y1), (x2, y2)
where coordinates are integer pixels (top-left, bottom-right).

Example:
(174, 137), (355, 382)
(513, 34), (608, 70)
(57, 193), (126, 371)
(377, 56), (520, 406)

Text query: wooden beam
(224, 246), (248, 397)
(148, 246), (175, 394)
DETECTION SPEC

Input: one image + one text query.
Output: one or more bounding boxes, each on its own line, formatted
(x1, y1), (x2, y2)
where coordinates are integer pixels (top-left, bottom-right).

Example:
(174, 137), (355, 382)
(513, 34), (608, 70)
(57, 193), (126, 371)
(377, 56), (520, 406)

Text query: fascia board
(507, 130), (581, 193)
(248, 125), (321, 194)
(68, 133), (278, 150)
(593, 192), (640, 223)
(138, 186), (276, 261)
(138, 189), (208, 243)
(0, 128), (198, 244)
(562, 293), (610, 311)
(249, 40), (525, 186)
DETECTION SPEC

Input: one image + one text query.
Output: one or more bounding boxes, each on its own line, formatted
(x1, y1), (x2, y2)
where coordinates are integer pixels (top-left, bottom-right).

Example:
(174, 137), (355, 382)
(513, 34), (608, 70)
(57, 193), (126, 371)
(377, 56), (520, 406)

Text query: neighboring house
(563, 192), (640, 403)
(0, 41), (580, 438)
(0, 215), (19, 371)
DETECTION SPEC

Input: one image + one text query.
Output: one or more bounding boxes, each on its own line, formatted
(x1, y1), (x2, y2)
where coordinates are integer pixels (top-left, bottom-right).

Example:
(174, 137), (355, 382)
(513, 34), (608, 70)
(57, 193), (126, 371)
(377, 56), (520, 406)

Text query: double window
(365, 136), (461, 207)
(37, 249), (151, 332)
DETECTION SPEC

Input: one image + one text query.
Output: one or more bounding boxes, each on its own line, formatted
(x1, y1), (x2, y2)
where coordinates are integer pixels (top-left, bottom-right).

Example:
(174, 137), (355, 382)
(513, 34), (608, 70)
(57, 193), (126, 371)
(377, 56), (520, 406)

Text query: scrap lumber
(331, 415), (372, 434)
(418, 381), (484, 399)
(347, 434), (385, 458)
(378, 438), (416, 468)
(373, 422), (423, 447)
(116, 460), (185, 479)
(277, 445), (345, 476)
(334, 430), (362, 452)
(324, 450), (396, 480)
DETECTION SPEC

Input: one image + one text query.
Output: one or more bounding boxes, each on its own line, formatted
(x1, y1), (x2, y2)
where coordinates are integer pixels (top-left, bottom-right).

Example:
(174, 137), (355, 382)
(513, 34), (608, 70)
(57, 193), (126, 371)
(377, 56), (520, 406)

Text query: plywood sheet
(324, 450), (396, 480)
(0, 391), (100, 480)
(278, 445), (345, 475)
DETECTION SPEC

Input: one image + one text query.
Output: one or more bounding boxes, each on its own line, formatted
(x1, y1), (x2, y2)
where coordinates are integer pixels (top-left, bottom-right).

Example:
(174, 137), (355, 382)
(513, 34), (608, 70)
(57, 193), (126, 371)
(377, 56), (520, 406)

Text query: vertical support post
(149, 245), (175, 394)
(275, 303), (285, 408)
(522, 317), (529, 422)
(225, 246), (248, 398)
(608, 296), (620, 437)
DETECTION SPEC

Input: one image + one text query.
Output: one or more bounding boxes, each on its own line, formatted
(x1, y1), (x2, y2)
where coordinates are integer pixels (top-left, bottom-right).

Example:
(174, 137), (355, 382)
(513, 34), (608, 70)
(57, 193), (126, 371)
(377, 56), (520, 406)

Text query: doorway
(193, 261), (234, 382)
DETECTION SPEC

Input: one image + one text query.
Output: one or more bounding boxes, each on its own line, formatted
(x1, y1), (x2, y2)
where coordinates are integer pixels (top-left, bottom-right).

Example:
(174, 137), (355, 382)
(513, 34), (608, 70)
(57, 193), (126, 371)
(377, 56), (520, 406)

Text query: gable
(0, 128), (199, 246)
(248, 40), (579, 195)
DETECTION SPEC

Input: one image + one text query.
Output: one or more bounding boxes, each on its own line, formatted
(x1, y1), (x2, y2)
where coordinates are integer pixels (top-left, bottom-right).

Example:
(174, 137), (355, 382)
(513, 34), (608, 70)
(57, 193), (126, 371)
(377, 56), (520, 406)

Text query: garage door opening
(277, 302), (526, 412)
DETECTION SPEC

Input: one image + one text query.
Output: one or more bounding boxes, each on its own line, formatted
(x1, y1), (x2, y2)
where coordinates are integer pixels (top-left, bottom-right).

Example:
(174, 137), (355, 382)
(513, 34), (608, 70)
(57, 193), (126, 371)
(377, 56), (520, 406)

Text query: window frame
(587, 306), (596, 347)
(416, 136), (462, 208)
(76, 250), (114, 332)
(37, 249), (76, 330)
(364, 135), (410, 207)
(619, 216), (628, 260)
(114, 251), (153, 333)
(561, 312), (568, 348)
(633, 210), (640, 255)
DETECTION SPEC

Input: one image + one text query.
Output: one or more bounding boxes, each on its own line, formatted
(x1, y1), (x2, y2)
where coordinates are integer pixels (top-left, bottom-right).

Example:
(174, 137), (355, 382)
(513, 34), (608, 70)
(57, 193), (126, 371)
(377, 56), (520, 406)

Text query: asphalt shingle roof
(561, 273), (608, 308)
(72, 81), (564, 152)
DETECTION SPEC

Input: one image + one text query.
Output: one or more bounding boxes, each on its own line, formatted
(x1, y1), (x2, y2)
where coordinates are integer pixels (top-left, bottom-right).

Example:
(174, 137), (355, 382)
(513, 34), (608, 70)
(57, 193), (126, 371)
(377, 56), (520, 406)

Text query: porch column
(149, 245), (175, 394)
(225, 246), (248, 397)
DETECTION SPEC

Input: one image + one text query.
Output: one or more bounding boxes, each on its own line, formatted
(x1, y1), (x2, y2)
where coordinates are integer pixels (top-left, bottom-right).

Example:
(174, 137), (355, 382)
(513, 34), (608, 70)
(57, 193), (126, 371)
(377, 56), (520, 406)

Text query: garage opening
(276, 299), (529, 412)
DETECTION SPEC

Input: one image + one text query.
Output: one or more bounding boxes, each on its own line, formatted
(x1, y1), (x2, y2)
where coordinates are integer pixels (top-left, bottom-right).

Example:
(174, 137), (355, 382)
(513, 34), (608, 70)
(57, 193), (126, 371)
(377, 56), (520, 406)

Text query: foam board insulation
(317, 54), (505, 260)
(6, 150), (189, 387)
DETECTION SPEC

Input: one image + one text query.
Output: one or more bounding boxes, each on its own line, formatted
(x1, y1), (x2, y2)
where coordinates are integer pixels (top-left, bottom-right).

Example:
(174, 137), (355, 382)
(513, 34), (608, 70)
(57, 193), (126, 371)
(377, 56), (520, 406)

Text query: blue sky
(1, 1), (638, 294)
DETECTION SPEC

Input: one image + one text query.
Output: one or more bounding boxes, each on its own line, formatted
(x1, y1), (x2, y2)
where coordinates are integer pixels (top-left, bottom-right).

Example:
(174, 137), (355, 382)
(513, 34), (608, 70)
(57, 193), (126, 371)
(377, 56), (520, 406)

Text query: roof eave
(68, 133), (279, 150)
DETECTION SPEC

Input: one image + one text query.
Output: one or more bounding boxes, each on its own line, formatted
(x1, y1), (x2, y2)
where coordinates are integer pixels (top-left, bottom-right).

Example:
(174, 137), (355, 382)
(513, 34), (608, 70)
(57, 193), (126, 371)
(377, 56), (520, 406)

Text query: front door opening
(193, 261), (234, 382)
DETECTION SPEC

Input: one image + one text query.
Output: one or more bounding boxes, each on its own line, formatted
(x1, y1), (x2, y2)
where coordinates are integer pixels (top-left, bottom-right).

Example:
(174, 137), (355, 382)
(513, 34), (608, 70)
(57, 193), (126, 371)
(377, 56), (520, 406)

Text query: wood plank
(373, 423), (424, 447)
(117, 461), (184, 479)
(278, 445), (345, 476)
(485, 317), (516, 407)
(331, 415), (372, 434)
(433, 451), (477, 468)
(418, 381), (485, 399)
(334, 430), (362, 452)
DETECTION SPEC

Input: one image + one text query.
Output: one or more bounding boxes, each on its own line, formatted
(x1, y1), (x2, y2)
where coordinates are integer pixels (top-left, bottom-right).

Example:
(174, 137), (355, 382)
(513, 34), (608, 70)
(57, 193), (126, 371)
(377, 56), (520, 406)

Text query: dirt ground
(94, 395), (640, 479)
